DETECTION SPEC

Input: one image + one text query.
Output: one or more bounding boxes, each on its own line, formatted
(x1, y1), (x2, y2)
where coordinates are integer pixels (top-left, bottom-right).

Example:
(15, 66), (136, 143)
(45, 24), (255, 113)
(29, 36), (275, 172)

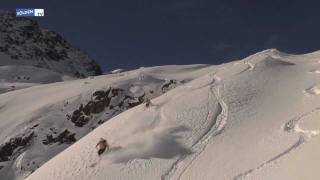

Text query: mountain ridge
(0, 11), (102, 78)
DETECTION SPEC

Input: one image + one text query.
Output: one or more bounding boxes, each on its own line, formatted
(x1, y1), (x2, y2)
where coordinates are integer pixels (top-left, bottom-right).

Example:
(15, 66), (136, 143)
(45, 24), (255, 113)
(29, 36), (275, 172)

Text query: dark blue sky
(1, 0), (320, 71)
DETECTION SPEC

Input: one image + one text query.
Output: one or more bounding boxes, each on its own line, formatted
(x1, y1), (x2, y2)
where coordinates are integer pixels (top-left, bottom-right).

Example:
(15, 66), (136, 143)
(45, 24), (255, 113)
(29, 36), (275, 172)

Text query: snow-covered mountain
(0, 11), (102, 78)
(2, 49), (320, 180)
(0, 65), (76, 94)
(0, 63), (210, 180)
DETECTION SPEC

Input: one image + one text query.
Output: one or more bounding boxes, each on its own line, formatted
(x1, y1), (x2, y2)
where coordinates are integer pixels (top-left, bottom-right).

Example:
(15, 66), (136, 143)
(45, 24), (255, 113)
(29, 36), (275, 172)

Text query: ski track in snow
(161, 74), (229, 180)
(233, 107), (320, 180)
(305, 85), (320, 95)
(233, 137), (305, 180)
(243, 60), (255, 72)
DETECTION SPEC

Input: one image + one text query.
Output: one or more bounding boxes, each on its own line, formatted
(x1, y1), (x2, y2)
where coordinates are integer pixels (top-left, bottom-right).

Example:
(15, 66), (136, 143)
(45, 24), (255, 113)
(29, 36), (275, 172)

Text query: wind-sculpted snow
(256, 57), (296, 67)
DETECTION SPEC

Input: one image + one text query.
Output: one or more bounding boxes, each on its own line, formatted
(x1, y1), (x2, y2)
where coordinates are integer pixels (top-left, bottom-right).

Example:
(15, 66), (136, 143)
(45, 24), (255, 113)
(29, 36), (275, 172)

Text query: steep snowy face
(0, 11), (102, 77)
(25, 49), (320, 180)
(0, 64), (213, 180)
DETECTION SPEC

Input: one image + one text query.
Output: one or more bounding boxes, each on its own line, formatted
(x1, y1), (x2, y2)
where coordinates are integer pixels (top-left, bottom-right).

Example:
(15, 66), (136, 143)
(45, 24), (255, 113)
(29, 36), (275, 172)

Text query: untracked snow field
(3, 49), (320, 180)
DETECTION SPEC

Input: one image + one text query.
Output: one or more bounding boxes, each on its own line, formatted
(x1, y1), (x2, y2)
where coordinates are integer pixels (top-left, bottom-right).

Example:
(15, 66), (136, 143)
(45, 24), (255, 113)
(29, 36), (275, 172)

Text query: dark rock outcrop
(42, 129), (76, 145)
(0, 132), (34, 162)
(161, 79), (179, 93)
(68, 87), (145, 127)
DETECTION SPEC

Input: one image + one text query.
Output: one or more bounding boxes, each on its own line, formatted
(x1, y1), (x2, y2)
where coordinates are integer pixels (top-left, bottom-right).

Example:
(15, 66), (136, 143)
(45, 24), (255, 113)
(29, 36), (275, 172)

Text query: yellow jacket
(96, 138), (109, 152)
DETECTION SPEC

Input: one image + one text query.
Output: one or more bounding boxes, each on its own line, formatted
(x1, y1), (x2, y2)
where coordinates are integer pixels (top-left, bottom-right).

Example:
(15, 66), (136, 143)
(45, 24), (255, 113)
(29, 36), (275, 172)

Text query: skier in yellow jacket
(96, 138), (109, 155)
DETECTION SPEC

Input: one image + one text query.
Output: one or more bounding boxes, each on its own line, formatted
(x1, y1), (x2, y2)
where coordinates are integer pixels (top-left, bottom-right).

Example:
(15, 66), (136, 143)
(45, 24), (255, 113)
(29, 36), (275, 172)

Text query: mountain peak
(0, 10), (102, 77)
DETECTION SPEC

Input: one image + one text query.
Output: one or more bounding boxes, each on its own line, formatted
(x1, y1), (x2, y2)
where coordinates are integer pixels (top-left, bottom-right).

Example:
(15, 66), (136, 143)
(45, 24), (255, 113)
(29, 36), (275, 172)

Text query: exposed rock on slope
(68, 87), (146, 127)
(0, 133), (34, 162)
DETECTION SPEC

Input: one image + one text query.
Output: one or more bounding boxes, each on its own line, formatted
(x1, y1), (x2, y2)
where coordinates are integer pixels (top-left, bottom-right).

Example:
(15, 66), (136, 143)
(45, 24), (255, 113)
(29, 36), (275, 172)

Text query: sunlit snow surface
(3, 49), (320, 180)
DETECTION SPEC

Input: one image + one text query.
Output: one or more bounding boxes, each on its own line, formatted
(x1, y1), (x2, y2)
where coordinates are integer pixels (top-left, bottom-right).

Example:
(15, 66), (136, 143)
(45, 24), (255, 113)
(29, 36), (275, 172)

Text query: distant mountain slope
(25, 49), (320, 180)
(0, 65), (70, 94)
(0, 11), (102, 78)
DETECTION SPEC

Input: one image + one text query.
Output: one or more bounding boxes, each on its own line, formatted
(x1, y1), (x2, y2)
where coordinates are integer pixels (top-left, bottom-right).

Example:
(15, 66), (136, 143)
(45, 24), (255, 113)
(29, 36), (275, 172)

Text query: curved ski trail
(162, 76), (228, 180)
(233, 107), (320, 180)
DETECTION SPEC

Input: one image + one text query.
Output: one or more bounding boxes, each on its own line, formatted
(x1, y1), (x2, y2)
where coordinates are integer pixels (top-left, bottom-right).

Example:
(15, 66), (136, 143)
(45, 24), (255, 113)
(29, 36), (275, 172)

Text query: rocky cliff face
(0, 11), (102, 77)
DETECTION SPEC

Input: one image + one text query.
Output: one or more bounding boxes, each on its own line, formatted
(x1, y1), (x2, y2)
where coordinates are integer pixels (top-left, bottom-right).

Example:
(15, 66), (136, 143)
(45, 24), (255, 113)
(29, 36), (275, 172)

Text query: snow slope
(0, 64), (214, 180)
(0, 65), (73, 94)
(24, 49), (320, 180)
